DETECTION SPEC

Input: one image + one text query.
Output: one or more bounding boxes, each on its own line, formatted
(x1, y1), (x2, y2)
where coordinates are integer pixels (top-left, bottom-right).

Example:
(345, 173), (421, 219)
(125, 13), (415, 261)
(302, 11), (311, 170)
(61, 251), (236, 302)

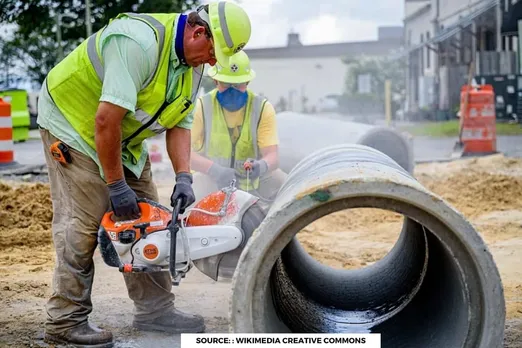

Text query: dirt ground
(0, 153), (521, 347)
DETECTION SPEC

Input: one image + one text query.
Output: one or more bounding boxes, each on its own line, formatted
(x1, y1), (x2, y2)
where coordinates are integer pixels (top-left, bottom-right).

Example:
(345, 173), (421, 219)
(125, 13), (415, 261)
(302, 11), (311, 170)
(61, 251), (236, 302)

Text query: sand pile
(0, 182), (54, 267)
(416, 155), (522, 218)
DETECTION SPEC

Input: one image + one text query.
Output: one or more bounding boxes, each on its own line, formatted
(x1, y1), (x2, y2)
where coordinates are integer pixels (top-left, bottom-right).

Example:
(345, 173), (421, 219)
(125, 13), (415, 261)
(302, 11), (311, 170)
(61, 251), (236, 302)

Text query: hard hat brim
(208, 68), (256, 84)
(213, 44), (230, 69)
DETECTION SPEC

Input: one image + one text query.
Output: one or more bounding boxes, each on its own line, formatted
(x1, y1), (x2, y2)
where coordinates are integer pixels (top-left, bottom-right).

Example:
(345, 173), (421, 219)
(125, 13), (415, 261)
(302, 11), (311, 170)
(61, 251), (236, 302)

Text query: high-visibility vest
(199, 89), (267, 190)
(45, 12), (203, 164)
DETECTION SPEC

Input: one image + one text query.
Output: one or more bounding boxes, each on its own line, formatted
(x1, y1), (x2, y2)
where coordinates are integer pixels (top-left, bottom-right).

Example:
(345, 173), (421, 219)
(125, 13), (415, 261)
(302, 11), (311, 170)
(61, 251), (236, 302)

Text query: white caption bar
(181, 333), (381, 348)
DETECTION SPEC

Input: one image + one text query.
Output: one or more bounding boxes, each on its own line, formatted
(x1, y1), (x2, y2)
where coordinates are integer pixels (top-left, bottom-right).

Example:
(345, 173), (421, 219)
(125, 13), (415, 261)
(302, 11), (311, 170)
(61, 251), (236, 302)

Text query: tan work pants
(41, 129), (175, 335)
(192, 168), (288, 203)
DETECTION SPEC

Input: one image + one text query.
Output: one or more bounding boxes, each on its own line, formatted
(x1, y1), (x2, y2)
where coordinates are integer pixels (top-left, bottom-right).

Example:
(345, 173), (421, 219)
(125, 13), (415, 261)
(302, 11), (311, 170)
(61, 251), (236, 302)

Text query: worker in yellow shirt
(190, 51), (286, 203)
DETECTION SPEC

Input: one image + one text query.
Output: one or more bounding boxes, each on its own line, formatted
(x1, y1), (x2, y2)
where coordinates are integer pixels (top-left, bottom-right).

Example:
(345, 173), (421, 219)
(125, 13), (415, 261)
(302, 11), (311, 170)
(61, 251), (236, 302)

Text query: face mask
(216, 87), (248, 111)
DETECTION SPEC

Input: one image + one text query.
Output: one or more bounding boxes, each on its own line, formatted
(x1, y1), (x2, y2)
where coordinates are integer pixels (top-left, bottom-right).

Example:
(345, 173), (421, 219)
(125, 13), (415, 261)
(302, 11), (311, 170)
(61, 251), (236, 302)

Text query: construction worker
(190, 51), (287, 204)
(36, 2), (251, 347)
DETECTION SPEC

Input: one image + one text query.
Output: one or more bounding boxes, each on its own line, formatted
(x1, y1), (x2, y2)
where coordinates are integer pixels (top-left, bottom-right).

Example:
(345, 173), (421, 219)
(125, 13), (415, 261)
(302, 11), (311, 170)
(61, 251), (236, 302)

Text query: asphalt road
(5, 129), (522, 173)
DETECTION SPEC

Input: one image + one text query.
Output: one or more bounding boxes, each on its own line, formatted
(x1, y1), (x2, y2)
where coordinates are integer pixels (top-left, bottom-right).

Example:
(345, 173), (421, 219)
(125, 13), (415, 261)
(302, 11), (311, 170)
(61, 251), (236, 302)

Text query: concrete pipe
(229, 144), (505, 348)
(276, 112), (414, 174)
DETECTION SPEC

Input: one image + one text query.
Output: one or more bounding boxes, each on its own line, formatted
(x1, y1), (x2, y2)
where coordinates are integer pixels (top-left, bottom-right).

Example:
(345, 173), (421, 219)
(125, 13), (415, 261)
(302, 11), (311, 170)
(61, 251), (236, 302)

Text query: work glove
(170, 172), (196, 214)
(208, 163), (237, 189)
(244, 159), (268, 180)
(107, 179), (140, 219)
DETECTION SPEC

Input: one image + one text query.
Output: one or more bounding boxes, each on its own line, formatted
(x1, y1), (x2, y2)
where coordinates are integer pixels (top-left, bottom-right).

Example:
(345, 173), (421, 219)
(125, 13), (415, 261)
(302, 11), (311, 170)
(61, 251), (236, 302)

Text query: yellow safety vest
(199, 89), (267, 190)
(45, 12), (203, 164)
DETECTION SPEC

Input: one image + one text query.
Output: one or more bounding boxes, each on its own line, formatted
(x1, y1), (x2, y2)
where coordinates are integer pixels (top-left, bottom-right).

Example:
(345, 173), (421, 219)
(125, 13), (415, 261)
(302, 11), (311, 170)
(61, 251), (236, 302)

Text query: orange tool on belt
(50, 141), (72, 164)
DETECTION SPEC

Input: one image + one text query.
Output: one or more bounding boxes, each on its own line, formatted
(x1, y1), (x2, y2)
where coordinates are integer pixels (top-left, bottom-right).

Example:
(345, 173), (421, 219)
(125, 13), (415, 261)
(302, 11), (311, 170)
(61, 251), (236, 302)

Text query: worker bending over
(36, 2), (251, 347)
(190, 51), (287, 203)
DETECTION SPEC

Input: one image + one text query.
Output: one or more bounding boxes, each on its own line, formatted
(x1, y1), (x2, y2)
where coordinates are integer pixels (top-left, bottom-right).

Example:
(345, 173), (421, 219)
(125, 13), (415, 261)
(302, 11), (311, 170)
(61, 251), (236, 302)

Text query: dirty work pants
(192, 168), (288, 203)
(40, 129), (175, 335)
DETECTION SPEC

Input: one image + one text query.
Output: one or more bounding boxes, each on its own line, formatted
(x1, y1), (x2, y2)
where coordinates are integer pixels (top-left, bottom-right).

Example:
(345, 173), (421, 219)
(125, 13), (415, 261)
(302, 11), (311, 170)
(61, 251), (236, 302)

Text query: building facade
(403, 0), (520, 121)
(242, 27), (403, 114)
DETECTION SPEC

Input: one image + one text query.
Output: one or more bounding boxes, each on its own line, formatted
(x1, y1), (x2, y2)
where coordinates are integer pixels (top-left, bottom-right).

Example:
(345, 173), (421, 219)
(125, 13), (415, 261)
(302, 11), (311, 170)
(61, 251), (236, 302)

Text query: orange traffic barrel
(459, 84), (497, 155)
(0, 97), (15, 165)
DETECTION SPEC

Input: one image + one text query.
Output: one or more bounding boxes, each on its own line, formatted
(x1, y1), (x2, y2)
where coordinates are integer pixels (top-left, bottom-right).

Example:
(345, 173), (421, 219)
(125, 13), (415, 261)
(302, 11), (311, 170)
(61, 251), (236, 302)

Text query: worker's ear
(193, 26), (206, 39)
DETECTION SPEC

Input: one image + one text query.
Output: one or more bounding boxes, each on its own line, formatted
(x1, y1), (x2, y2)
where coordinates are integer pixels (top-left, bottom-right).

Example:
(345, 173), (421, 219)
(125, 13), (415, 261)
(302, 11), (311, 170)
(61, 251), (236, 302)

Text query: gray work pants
(41, 129), (175, 334)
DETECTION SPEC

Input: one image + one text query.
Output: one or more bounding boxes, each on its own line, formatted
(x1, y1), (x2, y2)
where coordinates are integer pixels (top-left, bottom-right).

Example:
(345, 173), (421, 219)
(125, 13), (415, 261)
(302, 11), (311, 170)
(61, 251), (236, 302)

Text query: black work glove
(170, 172), (196, 214)
(245, 159), (268, 180)
(107, 179), (140, 219)
(208, 162), (237, 188)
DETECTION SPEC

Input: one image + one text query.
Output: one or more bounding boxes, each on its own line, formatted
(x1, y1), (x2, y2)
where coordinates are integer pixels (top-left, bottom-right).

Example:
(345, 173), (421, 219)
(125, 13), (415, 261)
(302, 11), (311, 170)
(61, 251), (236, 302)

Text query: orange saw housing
(100, 199), (174, 241)
(185, 190), (239, 227)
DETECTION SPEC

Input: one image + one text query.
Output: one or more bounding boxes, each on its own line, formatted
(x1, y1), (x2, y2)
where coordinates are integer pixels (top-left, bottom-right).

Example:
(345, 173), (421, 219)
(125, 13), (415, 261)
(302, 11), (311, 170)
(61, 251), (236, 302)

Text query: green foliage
(0, 39), (22, 87)
(400, 120), (522, 137)
(0, 0), (200, 85)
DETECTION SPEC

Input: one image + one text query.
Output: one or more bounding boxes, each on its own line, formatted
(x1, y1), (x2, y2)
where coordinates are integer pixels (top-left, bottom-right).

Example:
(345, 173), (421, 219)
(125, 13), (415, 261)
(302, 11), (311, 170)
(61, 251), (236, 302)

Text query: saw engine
(97, 183), (262, 285)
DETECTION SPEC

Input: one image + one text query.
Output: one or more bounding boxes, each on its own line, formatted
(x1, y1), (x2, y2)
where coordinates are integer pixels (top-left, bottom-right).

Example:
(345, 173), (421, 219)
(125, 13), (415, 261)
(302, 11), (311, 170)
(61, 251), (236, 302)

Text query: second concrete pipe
(276, 112), (415, 174)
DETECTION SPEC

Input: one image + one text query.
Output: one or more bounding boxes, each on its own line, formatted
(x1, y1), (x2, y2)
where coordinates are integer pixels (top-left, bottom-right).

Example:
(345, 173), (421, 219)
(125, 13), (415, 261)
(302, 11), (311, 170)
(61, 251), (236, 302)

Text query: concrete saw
(97, 183), (263, 285)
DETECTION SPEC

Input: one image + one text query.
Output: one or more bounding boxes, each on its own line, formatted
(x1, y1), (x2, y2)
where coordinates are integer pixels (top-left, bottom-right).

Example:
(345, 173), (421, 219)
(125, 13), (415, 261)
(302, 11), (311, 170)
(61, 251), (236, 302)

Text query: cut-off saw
(97, 181), (265, 285)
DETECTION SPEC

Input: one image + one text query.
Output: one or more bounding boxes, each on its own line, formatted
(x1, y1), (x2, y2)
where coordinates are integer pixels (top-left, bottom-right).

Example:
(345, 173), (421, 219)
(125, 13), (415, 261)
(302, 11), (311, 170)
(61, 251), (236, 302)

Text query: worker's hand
(245, 159), (268, 180)
(170, 172), (196, 214)
(107, 179), (140, 219)
(208, 163), (236, 188)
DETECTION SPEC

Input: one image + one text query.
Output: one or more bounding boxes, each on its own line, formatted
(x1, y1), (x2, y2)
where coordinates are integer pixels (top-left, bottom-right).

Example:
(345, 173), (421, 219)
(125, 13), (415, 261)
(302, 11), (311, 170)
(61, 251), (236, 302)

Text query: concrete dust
(0, 154), (521, 346)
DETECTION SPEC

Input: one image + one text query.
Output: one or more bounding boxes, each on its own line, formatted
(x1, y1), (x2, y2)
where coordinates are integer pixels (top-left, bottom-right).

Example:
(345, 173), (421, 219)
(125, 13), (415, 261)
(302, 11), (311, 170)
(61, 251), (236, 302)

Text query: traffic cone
(0, 97), (20, 170)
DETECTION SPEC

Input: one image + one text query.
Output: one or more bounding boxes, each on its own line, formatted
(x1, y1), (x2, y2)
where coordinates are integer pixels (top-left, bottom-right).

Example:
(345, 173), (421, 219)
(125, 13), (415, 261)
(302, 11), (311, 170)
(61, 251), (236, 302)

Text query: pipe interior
(257, 196), (480, 348)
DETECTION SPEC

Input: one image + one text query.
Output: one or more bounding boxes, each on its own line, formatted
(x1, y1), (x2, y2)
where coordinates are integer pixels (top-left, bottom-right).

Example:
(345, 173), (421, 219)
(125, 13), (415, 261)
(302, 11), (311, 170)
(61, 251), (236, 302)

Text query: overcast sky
(202, 0), (405, 48)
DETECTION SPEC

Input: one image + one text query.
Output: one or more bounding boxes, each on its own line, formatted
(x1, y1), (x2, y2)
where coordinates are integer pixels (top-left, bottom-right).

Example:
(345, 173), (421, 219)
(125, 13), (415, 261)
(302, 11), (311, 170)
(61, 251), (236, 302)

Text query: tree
(0, 0), (200, 85)
(0, 39), (22, 88)
(341, 54), (407, 120)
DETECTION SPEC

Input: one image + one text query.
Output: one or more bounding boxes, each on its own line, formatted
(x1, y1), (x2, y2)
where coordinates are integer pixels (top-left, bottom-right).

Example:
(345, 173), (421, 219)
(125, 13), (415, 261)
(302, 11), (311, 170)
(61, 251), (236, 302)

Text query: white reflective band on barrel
(0, 140), (13, 151)
(201, 93), (265, 158)
(87, 13), (166, 88)
(0, 116), (12, 128)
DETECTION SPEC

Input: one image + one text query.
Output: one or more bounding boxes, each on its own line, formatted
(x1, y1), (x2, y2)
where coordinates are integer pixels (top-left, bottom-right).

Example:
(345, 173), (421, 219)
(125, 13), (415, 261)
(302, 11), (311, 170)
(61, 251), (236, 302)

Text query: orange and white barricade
(459, 84), (497, 155)
(0, 97), (14, 166)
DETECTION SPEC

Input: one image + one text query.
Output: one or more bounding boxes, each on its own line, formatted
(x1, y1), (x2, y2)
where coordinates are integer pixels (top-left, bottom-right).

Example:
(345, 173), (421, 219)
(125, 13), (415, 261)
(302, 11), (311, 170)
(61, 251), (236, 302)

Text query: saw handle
(168, 198), (183, 282)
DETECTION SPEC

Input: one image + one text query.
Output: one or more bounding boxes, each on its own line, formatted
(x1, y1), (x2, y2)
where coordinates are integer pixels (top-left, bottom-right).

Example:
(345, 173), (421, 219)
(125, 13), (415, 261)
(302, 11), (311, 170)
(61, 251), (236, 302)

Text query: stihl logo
(143, 244), (159, 260)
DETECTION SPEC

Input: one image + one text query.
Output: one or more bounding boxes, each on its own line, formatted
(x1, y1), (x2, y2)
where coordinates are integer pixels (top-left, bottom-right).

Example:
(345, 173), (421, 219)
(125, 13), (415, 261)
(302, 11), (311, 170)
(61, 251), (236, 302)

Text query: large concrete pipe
(276, 112), (414, 174)
(229, 144), (505, 348)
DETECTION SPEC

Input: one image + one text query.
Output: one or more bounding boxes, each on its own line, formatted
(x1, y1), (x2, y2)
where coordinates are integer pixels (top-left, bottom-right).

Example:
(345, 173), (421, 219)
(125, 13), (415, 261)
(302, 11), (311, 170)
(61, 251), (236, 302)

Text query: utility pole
(85, 0), (93, 37)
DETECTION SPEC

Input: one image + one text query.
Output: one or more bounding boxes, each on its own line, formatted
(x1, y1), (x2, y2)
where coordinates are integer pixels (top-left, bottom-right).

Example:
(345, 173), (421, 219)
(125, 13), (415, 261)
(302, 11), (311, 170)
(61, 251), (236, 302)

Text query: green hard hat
(207, 50), (256, 84)
(200, 1), (252, 67)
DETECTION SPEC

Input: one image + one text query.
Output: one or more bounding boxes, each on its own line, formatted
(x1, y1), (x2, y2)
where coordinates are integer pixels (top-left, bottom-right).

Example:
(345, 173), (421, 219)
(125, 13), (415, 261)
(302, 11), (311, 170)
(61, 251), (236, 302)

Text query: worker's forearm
(95, 112), (124, 184)
(190, 151), (214, 174)
(167, 126), (191, 174)
(260, 148), (279, 172)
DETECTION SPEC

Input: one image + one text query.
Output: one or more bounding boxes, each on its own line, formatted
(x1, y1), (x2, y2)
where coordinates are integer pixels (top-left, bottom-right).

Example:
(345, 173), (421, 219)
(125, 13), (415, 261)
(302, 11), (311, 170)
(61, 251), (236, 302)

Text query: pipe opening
(296, 208), (404, 270)
(258, 197), (476, 347)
